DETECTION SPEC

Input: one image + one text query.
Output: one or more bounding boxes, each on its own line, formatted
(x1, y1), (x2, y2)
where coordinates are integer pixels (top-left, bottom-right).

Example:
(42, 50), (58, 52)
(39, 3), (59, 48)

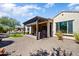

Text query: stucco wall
(25, 26), (31, 33)
(53, 12), (79, 35)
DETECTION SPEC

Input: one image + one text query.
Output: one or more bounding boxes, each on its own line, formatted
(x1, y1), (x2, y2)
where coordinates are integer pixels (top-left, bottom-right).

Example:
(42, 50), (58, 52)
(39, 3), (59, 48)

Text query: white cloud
(74, 6), (79, 10)
(1, 3), (16, 9)
(0, 3), (16, 12)
(68, 3), (79, 10)
(68, 3), (77, 7)
(12, 4), (41, 15)
(44, 3), (55, 8)
(0, 11), (8, 17)
(22, 5), (41, 10)
(22, 13), (33, 17)
(0, 3), (42, 18)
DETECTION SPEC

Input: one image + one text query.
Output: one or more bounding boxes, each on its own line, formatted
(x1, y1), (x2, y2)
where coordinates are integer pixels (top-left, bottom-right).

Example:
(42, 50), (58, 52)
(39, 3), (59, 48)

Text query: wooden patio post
(36, 20), (39, 40)
(52, 20), (53, 37)
(47, 21), (50, 38)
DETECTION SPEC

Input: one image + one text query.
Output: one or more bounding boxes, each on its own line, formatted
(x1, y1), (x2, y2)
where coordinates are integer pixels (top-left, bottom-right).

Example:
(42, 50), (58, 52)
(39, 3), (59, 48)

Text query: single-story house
(23, 11), (79, 40)
(23, 16), (53, 39)
(53, 11), (79, 38)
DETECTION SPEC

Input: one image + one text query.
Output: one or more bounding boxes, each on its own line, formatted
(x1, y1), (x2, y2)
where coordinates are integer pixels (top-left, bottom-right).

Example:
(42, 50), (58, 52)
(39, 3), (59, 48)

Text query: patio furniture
(40, 30), (47, 39)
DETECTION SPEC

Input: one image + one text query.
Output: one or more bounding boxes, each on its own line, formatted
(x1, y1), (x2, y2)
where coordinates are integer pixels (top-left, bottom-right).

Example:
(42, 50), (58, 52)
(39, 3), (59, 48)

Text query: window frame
(56, 20), (73, 34)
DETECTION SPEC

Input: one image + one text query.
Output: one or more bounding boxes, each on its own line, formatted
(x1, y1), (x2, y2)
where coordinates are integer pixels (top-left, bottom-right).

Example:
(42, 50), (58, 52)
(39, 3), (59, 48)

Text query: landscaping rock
(0, 48), (5, 55)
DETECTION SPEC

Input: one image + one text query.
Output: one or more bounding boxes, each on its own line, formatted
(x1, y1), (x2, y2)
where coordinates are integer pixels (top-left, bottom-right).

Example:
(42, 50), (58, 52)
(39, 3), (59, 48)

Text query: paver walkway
(1, 35), (79, 56)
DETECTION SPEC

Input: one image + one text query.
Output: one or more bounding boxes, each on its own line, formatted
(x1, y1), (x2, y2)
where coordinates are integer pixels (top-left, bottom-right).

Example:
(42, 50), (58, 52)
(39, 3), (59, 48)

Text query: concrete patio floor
(1, 35), (79, 56)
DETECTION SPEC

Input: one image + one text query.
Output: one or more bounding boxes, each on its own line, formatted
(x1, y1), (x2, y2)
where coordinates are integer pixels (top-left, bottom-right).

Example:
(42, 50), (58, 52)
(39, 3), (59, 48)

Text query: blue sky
(0, 3), (79, 25)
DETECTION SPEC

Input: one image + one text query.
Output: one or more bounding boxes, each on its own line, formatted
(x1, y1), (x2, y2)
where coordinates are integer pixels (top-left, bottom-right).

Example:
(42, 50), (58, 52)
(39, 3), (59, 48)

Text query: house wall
(53, 12), (79, 35)
(25, 26), (31, 34)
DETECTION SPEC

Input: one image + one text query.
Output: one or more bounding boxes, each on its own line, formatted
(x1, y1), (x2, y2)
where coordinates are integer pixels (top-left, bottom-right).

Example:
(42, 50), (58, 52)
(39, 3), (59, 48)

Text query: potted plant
(56, 31), (63, 40)
(74, 33), (79, 43)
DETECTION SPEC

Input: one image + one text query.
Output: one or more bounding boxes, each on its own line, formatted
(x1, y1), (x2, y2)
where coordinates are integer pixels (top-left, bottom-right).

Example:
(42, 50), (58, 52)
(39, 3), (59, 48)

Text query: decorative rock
(0, 48), (5, 55)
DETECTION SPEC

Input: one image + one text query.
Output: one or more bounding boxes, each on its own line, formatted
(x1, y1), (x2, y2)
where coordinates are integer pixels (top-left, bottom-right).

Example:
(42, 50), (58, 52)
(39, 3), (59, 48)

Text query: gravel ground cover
(1, 35), (79, 56)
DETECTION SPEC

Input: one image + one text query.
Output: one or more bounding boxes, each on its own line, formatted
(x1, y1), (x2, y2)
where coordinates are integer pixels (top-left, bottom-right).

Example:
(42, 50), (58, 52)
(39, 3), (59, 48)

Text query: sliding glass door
(56, 20), (73, 34)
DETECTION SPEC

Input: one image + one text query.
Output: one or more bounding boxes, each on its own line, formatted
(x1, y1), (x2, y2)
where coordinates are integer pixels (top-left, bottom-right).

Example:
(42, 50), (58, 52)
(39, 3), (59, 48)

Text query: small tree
(74, 33), (79, 43)
(0, 16), (20, 33)
(0, 24), (4, 33)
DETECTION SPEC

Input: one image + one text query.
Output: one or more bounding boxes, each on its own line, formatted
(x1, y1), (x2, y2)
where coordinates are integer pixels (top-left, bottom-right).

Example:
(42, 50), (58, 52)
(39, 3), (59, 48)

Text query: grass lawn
(9, 33), (23, 38)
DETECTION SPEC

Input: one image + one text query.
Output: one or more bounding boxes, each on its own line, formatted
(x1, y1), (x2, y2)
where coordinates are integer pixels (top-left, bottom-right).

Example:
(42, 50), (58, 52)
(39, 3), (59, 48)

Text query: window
(56, 20), (73, 34)
(68, 21), (73, 34)
(60, 21), (67, 33)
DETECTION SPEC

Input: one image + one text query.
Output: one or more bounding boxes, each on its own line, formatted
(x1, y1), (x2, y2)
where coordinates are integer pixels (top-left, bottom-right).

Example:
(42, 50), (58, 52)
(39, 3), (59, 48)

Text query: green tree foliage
(0, 16), (20, 33)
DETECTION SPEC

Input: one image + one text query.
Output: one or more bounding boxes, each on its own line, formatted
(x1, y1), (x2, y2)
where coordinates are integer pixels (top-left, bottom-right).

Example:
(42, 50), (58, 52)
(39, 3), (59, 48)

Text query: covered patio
(23, 16), (53, 40)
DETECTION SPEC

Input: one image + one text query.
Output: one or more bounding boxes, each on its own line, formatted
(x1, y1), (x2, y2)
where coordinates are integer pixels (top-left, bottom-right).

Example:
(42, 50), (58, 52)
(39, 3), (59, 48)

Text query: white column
(47, 21), (50, 38)
(29, 26), (31, 34)
(25, 26), (28, 33)
(23, 25), (26, 35)
(31, 26), (33, 35)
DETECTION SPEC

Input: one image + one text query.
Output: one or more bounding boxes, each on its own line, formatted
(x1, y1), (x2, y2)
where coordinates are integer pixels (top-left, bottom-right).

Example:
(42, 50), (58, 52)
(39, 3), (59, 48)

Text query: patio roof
(23, 16), (51, 25)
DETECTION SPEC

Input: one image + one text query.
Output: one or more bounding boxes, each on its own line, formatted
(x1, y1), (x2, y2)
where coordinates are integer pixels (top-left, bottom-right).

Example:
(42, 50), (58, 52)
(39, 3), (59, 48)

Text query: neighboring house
(15, 26), (24, 33)
(23, 16), (53, 39)
(53, 11), (79, 37)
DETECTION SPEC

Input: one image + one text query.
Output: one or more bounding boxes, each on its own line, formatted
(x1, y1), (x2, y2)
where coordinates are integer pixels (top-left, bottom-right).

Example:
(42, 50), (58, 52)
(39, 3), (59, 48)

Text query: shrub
(0, 25), (4, 33)
(56, 31), (63, 40)
(25, 32), (29, 34)
(74, 33), (79, 43)
(29, 32), (32, 35)
(30, 47), (72, 56)
(30, 49), (49, 56)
